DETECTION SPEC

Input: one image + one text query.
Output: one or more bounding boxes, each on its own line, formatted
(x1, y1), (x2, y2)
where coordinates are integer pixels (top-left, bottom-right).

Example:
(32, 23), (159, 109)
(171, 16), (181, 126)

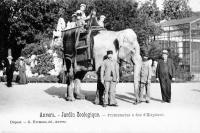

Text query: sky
(138, 0), (200, 12)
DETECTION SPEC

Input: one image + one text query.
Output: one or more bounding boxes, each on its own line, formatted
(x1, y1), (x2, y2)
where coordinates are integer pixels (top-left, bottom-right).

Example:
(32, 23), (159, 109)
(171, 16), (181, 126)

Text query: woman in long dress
(18, 57), (28, 84)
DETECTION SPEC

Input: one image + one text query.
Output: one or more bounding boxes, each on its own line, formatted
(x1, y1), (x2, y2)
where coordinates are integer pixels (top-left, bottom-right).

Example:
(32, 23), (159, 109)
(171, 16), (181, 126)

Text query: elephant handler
(101, 50), (119, 107)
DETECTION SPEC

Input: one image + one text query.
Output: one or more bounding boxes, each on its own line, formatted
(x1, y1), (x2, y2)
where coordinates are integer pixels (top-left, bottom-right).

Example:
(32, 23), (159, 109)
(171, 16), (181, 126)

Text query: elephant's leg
(66, 81), (75, 101)
(134, 60), (141, 103)
(74, 79), (85, 99)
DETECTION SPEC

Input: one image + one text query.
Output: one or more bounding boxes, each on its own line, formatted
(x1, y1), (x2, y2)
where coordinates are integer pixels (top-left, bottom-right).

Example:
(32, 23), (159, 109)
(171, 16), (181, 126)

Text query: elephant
(62, 28), (142, 102)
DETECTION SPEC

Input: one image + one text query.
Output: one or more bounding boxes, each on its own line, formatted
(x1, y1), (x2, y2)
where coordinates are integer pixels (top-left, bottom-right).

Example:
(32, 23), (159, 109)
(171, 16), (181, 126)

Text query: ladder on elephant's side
(75, 26), (106, 70)
(74, 27), (93, 69)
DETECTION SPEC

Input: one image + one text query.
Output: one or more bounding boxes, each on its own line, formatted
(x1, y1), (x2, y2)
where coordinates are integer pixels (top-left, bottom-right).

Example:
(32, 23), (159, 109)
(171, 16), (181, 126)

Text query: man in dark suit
(156, 50), (175, 103)
(6, 56), (15, 87)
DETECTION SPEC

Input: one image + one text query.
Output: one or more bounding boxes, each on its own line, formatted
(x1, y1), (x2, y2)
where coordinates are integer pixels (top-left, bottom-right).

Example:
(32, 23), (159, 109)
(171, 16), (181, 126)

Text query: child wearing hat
(98, 15), (106, 27)
(75, 4), (87, 22)
(138, 49), (152, 104)
(79, 4), (87, 20)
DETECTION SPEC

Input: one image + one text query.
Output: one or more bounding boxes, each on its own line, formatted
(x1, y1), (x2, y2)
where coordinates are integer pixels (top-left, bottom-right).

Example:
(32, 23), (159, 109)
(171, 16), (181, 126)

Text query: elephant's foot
(65, 93), (75, 101)
(66, 96), (75, 101)
(74, 93), (85, 100)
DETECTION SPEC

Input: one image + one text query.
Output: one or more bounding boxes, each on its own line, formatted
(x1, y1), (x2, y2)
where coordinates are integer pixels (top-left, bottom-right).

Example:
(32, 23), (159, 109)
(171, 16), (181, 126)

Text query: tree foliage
(0, 0), (190, 62)
(162, 0), (192, 20)
(0, 0), (162, 50)
(32, 53), (54, 75)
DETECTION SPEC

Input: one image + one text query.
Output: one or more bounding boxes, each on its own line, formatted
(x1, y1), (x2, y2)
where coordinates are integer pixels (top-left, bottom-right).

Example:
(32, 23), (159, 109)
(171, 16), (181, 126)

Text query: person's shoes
(7, 84), (12, 87)
(140, 99), (145, 102)
(166, 100), (171, 103)
(102, 104), (107, 107)
(93, 101), (99, 105)
(109, 104), (118, 107)
(75, 94), (85, 100)
(66, 97), (75, 101)
(146, 100), (150, 103)
(134, 100), (140, 105)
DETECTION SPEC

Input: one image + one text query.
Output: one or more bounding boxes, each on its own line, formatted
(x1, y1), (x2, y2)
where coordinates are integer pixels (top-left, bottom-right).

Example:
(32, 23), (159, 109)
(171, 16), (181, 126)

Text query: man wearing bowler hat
(101, 50), (119, 107)
(6, 56), (15, 87)
(156, 50), (175, 103)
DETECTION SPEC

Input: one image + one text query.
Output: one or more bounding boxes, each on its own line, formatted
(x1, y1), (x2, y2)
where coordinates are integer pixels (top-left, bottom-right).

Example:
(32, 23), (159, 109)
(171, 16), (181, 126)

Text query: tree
(138, 0), (161, 23)
(92, 0), (138, 31)
(0, 0), (16, 60)
(0, 0), (164, 61)
(162, 0), (192, 20)
(32, 53), (55, 75)
(136, 0), (162, 46)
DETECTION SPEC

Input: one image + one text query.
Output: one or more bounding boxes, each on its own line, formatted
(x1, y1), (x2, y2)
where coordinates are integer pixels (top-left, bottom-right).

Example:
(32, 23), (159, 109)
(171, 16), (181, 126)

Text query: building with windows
(154, 16), (200, 81)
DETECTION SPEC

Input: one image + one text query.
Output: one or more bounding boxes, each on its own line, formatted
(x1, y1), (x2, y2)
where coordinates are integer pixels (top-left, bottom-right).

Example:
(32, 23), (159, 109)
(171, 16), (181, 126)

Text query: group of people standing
(97, 49), (175, 107)
(0, 55), (28, 87)
(1, 49), (175, 106)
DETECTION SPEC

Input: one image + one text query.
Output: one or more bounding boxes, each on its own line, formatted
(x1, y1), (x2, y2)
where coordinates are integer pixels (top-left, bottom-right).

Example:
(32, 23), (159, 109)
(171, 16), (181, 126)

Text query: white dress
(56, 17), (66, 31)
(54, 17), (66, 38)
(98, 20), (104, 27)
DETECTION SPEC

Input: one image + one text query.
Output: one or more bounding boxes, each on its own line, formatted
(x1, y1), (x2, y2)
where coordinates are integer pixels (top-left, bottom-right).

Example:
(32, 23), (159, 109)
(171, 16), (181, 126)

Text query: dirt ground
(0, 82), (200, 133)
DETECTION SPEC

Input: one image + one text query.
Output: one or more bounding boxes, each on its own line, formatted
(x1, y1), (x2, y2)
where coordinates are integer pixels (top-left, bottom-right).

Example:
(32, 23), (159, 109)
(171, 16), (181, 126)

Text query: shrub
(31, 53), (55, 75)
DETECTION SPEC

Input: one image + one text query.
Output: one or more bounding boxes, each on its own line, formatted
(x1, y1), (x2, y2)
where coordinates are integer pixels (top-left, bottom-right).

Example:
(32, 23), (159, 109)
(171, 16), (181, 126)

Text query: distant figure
(0, 60), (5, 82)
(77, 4), (87, 20)
(75, 4), (87, 27)
(18, 57), (28, 84)
(56, 16), (66, 32)
(98, 15), (106, 27)
(5, 56), (15, 87)
(138, 50), (152, 104)
(53, 15), (66, 42)
(76, 10), (86, 27)
(101, 50), (119, 107)
(156, 50), (175, 103)
(87, 8), (99, 27)
(30, 55), (36, 68)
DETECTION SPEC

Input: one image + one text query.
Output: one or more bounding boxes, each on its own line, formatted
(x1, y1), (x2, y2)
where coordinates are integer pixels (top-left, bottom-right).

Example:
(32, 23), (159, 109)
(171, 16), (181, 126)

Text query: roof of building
(192, 11), (200, 17)
(159, 16), (200, 27)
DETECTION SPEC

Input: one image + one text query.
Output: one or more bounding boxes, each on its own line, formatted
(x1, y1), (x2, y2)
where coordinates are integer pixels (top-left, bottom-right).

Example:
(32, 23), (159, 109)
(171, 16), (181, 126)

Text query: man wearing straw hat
(6, 55), (15, 87)
(156, 50), (175, 103)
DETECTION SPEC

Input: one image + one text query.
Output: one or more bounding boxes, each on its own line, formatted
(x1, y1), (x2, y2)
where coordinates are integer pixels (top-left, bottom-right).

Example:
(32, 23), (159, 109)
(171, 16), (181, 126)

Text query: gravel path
(0, 82), (200, 133)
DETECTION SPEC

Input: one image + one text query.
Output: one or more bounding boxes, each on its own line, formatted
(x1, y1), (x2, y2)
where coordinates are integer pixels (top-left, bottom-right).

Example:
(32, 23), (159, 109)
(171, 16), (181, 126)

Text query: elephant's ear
(116, 29), (140, 55)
